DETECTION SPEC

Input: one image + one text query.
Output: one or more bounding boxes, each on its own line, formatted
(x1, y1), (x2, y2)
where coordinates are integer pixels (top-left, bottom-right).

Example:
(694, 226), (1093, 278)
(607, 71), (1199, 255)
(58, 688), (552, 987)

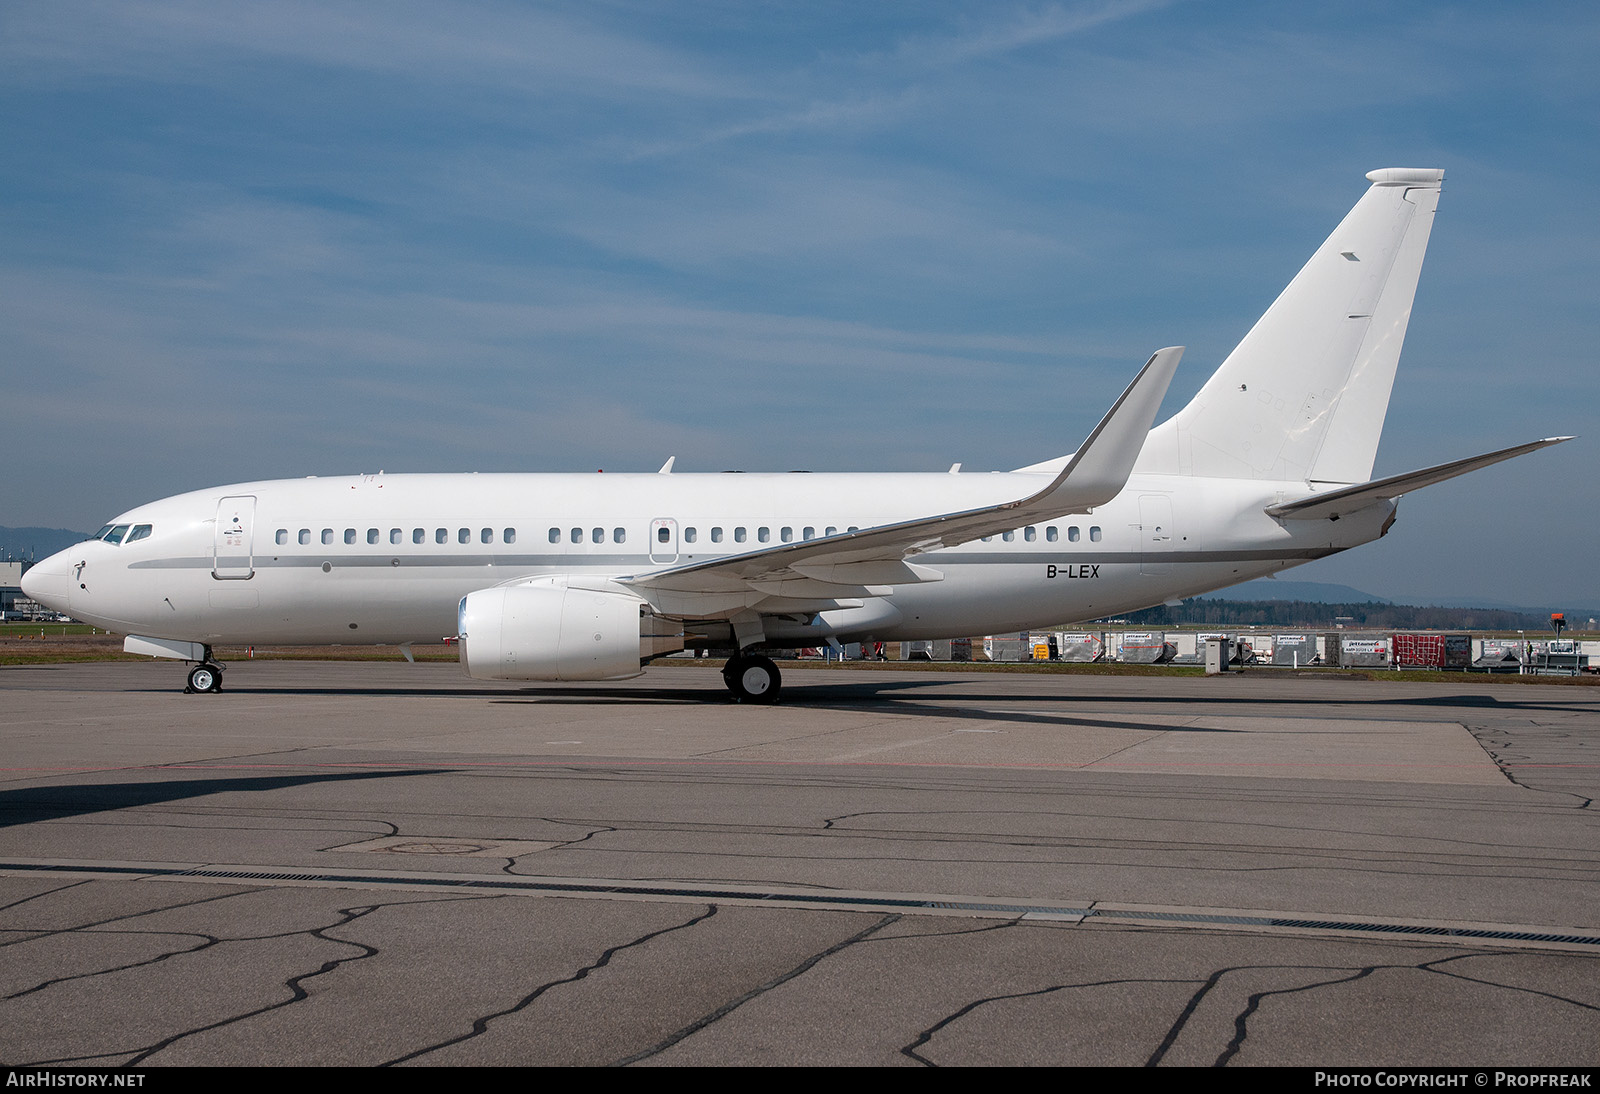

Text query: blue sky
(3, 1), (1595, 607)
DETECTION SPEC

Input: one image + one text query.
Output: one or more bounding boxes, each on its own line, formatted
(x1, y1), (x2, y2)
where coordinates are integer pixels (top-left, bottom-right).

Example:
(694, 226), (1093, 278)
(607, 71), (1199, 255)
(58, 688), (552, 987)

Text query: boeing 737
(21, 168), (1569, 701)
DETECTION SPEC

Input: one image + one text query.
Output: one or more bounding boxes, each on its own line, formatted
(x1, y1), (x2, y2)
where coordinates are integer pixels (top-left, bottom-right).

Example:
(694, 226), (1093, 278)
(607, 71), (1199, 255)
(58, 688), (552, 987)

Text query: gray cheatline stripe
(3, 861), (1595, 949)
(128, 546), (1339, 572)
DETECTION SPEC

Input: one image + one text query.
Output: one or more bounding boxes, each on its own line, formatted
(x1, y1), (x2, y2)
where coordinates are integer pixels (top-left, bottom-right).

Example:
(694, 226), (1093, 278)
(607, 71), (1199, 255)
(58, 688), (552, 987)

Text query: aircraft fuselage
(24, 469), (1390, 648)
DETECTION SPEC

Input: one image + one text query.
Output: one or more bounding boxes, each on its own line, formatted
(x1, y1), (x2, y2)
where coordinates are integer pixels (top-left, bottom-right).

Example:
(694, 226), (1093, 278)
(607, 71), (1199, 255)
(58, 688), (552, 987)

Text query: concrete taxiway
(2, 661), (1597, 1066)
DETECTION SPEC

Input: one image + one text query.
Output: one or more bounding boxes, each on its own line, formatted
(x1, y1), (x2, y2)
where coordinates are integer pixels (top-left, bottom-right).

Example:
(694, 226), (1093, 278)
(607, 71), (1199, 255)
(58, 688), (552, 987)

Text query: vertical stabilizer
(1136, 168), (1444, 483)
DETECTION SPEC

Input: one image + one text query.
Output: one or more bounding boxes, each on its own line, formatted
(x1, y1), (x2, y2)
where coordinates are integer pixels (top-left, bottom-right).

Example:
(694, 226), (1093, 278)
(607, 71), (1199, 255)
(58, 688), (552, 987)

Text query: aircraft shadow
(0, 770), (444, 829)
(123, 673), (1598, 719)
(498, 675), (1600, 718)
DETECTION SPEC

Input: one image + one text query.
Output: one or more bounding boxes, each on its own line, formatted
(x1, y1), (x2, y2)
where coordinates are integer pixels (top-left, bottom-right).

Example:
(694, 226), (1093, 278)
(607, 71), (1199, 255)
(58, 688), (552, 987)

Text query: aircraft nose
(19, 549), (73, 612)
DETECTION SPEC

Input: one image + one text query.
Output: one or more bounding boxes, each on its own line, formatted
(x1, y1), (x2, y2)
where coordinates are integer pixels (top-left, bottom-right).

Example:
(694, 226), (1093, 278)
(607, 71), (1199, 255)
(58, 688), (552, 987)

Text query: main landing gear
(185, 653), (225, 694)
(722, 652), (781, 704)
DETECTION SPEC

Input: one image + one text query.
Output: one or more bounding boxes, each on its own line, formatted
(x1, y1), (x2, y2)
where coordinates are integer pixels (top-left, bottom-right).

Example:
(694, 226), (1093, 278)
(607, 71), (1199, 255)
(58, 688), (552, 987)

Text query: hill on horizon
(1200, 579), (1597, 618)
(1197, 580), (1392, 605)
(0, 526), (91, 562)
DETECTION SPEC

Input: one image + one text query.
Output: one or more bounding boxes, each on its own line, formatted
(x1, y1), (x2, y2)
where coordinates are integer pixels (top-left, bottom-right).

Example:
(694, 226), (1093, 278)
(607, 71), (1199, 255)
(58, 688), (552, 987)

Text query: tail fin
(1136, 168), (1444, 484)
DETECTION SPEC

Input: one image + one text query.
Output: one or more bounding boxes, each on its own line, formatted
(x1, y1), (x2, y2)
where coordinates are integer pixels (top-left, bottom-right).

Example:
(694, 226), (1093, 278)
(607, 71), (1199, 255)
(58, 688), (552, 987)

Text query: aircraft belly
(832, 556), (1307, 642)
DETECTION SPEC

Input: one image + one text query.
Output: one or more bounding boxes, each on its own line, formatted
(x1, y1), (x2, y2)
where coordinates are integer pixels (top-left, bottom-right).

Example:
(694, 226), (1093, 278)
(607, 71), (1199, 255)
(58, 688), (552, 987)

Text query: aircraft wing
(1266, 436), (1572, 521)
(620, 347), (1183, 602)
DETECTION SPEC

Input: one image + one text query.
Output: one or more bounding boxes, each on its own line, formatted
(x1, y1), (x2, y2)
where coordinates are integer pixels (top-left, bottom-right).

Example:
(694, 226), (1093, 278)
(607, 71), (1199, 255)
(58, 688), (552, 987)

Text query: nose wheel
(722, 653), (781, 703)
(186, 662), (224, 693)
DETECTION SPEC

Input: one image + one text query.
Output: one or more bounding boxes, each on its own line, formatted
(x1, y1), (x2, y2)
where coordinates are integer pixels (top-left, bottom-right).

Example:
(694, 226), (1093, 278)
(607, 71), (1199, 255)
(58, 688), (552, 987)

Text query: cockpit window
(125, 524), (153, 543)
(103, 524), (130, 545)
(93, 525), (114, 540)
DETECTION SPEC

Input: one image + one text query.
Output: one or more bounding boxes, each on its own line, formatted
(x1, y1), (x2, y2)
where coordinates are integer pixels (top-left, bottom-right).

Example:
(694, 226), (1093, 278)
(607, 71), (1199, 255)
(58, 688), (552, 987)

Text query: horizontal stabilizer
(1266, 437), (1572, 520)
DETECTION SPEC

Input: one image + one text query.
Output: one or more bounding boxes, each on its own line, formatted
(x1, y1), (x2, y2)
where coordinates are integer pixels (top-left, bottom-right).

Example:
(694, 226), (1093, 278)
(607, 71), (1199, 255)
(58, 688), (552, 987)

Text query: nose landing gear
(185, 652), (225, 693)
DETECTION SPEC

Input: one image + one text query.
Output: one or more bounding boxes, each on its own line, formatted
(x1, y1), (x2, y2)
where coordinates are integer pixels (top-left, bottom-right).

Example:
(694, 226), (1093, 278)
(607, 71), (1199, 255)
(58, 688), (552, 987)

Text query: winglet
(623, 347), (1186, 597)
(1018, 346), (1184, 513)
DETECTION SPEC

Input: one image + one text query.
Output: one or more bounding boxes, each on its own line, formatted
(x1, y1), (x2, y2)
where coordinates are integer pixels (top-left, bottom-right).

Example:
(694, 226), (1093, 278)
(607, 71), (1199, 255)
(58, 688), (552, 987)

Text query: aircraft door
(213, 495), (257, 579)
(1138, 495), (1174, 577)
(649, 518), (679, 564)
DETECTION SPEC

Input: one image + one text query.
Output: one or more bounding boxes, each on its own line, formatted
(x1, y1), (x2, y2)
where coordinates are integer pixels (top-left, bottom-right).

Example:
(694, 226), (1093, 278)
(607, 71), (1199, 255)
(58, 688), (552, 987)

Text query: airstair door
(213, 496), (257, 579)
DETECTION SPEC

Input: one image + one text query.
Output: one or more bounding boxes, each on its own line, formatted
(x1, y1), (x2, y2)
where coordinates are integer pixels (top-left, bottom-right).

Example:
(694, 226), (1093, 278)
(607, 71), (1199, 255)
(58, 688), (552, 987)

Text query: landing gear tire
(723, 653), (781, 704)
(186, 663), (223, 694)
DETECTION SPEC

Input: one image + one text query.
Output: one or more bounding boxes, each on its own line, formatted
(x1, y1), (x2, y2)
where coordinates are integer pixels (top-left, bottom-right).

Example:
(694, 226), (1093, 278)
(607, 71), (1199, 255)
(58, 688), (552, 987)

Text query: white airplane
(21, 168), (1569, 701)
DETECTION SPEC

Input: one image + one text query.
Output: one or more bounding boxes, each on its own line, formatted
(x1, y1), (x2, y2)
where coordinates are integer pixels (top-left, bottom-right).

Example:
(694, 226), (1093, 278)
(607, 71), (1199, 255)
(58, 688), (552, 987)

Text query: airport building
(892, 628), (1599, 674)
(1, 559), (51, 620)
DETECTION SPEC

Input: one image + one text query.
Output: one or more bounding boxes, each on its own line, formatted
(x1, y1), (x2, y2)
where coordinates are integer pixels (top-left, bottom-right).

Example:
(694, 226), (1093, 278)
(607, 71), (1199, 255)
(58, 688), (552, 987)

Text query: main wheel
(186, 664), (222, 693)
(724, 653), (781, 704)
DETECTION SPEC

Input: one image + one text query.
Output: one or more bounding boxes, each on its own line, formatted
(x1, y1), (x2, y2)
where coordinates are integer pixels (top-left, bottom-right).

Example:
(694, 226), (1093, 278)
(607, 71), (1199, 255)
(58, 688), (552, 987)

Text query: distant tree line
(1104, 599), (1553, 632)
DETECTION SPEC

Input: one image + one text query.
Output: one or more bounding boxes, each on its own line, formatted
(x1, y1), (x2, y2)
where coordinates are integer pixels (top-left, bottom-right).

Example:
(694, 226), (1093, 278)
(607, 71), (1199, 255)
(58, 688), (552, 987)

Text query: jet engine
(458, 577), (678, 681)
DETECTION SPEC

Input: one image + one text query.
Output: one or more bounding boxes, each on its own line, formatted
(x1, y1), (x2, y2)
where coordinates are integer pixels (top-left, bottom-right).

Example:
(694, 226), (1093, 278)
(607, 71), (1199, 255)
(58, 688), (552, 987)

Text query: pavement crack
(1148, 965), (1232, 1066)
(549, 822), (618, 848)
(6, 931), (215, 1000)
(379, 903), (718, 1066)
(0, 887), (252, 951)
(905, 973), (1205, 1067)
(1419, 952), (1600, 1012)
(611, 912), (900, 1066)
(0, 878), (91, 913)
(1212, 965), (1377, 1066)
(117, 901), (389, 1066)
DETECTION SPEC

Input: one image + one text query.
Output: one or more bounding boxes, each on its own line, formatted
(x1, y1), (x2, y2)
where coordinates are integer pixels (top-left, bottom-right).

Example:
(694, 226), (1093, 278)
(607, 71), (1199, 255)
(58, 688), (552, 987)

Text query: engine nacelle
(458, 578), (654, 681)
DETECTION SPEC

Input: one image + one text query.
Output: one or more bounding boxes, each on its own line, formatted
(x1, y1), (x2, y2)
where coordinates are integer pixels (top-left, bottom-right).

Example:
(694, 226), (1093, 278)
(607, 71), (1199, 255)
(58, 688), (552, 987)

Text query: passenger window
(549, 528), (560, 544)
(276, 529), (288, 546)
(484, 528), (495, 544)
(322, 529), (334, 545)
(613, 528), (625, 544)
(413, 528), (425, 544)
(803, 526), (815, 540)
(1068, 527), (1080, 542)
(367, 528), (379, 545)
(592, 528), (604, 544)
(711, 527), (723, 543)
(734, 527), (747, 543)
(344, 529), (356, 545)
(1090, 526), (1102, 542)
(981, 536), (992, 542)
(299, 529), (311, 546)
(1046, 527), (1059, 542)
(570, 528), (581, 544)
(1024, 527), (1036, 542)
(436, 528), (448, 544)
(391, 529), (403, 545)
(504, 528), (516, 544)
(781, 527), (793, 542)
(825, 526), (837, 537)
(459, 528), (471, 544)
(684, 527), (697, 543)
(656, 526), (670, 544)
(758, 527), (770, 543)
(847, 526), (859, 533)
(1002, 531), (1014, 542)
